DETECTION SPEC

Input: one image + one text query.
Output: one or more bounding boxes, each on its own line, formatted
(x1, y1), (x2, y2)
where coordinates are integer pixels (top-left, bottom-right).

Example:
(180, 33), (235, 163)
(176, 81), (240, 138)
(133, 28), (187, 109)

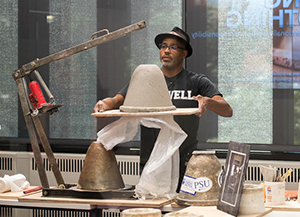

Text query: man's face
(160, 37), (188, 70)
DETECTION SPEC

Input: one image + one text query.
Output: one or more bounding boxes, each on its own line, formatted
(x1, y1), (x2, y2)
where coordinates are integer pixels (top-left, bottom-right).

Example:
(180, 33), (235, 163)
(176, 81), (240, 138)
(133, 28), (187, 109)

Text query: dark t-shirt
(118, 68), (222, 151)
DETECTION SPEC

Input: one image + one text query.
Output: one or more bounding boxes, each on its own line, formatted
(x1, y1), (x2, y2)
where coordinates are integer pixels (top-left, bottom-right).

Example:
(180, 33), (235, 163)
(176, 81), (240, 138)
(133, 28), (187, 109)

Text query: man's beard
(161, 59), (176, 70)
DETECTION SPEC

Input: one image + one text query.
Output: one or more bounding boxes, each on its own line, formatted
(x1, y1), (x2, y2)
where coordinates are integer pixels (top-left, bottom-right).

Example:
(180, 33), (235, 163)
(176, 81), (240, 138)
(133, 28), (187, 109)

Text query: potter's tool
(23, 186), (42, 194)
(259, 165), (277, 182)
(277, 168), (293, 182)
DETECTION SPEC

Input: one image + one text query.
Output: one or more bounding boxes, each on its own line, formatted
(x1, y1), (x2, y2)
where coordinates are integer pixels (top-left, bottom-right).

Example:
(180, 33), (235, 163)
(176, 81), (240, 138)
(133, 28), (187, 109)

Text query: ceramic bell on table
(176, 150), (222, 206)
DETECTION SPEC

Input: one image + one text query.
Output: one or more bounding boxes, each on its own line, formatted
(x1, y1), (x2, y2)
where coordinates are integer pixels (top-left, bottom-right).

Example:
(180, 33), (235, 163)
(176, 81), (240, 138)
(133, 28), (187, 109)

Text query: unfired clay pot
(120, 64), (176, 112)
(164, 211), (204, 217)
(121, 208), (161, 217)
(238, 184), (265, 215)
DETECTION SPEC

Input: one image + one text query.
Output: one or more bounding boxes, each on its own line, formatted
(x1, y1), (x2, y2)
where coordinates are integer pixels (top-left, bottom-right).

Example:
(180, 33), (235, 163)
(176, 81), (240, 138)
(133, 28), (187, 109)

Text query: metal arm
(13, 20), (146, 79)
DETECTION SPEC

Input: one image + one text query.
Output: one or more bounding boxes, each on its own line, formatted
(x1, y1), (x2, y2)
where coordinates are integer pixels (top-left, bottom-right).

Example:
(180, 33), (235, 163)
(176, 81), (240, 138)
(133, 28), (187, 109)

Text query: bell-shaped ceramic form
(77, 142), (124, 190)
(176, 151), (222, 206)
(120, 64), (176, 112)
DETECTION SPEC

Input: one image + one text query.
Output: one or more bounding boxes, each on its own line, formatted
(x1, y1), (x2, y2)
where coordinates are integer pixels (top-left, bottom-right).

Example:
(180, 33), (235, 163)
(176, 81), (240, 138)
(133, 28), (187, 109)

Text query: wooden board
(91, 108), (198, 117)
(177, 206), (273, 217)
(0, 186), (42, 200)
(265, 200), (300, 211)
(19, 192), (171, 207)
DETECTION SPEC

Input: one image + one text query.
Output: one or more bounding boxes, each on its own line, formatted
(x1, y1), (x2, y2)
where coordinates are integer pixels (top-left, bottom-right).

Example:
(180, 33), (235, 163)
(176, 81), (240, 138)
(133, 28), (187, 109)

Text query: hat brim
(91, 108), (198, 117)
(155, 33), (193, 57)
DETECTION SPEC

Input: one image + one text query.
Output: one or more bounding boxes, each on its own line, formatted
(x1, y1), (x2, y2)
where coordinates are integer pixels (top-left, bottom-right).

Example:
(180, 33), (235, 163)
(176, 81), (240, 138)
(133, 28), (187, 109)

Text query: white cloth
(97, 115), (187, 199)
(0, 174), (30, 193)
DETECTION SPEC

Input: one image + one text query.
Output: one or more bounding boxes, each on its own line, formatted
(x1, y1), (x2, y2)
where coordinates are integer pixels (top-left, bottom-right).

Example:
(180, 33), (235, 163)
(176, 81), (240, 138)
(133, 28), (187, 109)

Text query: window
(1, 0), (300, 158)
(0, 0), (182, 152)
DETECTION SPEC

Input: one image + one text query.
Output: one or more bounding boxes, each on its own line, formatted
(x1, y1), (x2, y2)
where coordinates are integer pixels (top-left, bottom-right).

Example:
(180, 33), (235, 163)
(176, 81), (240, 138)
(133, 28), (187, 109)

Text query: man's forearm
(102, 94), (124, 110)
(207, 96), (233, 117)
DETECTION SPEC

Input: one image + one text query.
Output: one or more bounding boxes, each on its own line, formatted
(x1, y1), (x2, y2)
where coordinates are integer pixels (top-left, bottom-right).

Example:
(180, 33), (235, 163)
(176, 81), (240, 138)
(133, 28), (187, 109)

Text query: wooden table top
(0, 186), (42, 200)
(176, 206), (273, 217)
(264, 200), (300, 211)
(18, 191), (171, 208)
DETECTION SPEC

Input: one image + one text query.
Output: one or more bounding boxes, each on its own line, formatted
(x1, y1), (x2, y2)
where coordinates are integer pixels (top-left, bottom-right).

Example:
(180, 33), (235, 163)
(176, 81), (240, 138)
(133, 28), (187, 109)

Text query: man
(94, 27), (233, 192)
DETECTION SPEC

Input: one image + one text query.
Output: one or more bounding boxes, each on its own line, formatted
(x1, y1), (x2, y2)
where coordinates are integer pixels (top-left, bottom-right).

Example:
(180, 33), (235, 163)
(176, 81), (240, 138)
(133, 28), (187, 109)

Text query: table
(265, 200), (300, 211)
(0, 187), (96, 216)
(18, 190), (171, 207)
(176, 206), (272, 217)
(170, 201), (300, 217)
(2, 187), (300, 217)
(0, 186), (172, 217)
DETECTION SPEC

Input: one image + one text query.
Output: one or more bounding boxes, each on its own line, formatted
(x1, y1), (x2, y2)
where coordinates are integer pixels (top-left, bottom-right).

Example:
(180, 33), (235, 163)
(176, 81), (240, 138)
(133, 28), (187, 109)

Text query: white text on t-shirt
(169, 90), (193, 100)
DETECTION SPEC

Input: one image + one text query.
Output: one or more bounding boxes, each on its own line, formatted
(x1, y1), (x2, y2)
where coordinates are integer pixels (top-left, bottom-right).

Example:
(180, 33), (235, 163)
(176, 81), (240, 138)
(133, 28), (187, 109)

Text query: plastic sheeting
(97, 115), (187, 199)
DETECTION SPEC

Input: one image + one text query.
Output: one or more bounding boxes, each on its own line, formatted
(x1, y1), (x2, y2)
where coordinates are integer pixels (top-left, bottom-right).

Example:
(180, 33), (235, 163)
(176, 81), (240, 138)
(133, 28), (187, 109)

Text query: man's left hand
(193, 95), (208, 117)
(193, 94), (233, 118)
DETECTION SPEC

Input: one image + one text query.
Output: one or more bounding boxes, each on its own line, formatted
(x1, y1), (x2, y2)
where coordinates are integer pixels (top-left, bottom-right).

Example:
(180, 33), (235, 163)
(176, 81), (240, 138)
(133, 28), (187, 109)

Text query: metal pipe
(19, 20), (146, 76)
(21, 77), (34, 113)
(33, 70), (54, 101)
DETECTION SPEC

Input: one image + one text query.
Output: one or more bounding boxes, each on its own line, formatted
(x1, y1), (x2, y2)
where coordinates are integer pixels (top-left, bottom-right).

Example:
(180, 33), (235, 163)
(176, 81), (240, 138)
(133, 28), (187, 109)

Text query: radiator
(32, 209), (90, 217)
(0, 151), (299, 188)
(102, 209), (121, 217)
(0, 206), (13, 217)
(0, 207), (91, 217)
(0, 151), (17, 175)
(0, 152), (293, 190)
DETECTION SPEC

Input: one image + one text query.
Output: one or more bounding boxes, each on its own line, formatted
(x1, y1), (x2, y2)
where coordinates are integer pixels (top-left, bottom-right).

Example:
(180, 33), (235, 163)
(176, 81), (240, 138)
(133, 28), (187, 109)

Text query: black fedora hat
(154, 27), (193, 58)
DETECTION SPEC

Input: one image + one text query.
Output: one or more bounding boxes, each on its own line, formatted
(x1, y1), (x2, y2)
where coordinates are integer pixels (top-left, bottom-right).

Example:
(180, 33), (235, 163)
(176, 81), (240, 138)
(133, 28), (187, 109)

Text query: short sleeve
(198, 76), (223, 98)
(118, 83), (129, 98)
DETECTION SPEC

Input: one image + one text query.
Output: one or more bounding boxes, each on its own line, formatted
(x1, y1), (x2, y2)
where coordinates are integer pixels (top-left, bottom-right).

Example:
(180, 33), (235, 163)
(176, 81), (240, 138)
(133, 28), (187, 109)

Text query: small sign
(194, 177), (213, 193)
(180, 175), (213, 195)
(217, 141), (251, 217)
(181, 175), (196, 195)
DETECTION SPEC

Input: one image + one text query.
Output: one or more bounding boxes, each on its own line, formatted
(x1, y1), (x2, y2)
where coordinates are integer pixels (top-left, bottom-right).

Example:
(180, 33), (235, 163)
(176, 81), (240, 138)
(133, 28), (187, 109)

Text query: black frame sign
(217, 141), (251, 216)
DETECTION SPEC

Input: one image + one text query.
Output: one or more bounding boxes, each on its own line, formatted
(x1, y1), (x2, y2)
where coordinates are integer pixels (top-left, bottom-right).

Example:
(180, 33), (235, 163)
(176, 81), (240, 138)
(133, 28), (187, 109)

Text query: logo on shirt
(169, 90), (193, 100)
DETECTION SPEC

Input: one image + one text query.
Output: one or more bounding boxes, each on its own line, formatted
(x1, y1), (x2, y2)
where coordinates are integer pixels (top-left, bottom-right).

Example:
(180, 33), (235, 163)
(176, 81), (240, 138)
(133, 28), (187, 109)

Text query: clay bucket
(176, 151), (222, 206)
(120, 64), (176, 112)
(77, 142), (124, 190)
(122, 208), (161, 217)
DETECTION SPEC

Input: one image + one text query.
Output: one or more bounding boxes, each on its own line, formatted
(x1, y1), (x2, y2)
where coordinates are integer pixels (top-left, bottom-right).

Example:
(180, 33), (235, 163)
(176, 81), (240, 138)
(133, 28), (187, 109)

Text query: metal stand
(11, 21), (146, 197)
